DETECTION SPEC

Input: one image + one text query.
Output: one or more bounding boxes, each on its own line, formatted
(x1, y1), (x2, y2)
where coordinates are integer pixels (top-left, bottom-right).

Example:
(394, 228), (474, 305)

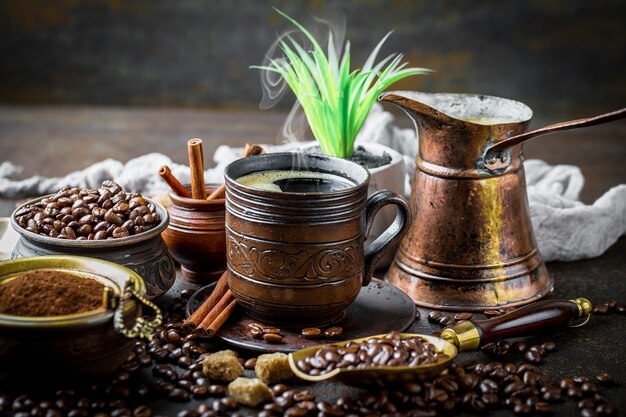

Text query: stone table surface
(0, 106), (625, 416)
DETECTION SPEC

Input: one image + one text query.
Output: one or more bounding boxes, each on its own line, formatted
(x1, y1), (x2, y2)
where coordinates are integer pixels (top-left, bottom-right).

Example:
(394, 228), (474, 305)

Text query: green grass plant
(253, 9), (431, 158)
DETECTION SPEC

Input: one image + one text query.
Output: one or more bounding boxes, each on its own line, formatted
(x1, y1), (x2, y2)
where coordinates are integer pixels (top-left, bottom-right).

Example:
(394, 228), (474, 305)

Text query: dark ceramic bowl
(162, 184), (226, 284)
(0, 256), (161, 376)
(9, 196), (175, 300)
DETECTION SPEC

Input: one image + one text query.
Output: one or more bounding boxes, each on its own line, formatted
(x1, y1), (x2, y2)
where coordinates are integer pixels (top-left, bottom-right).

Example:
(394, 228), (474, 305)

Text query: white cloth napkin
(1, 103), (624, 262)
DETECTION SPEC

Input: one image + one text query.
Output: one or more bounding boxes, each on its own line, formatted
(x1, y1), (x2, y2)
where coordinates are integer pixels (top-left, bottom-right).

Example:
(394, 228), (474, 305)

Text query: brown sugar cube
(227, 377), (274, 407)
(202, 350), (244, 382)
(254, 352), (293, 384)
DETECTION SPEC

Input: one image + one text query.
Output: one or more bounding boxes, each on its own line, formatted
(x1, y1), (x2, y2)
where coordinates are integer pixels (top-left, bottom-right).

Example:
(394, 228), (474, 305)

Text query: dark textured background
(0, 0), (625, 118)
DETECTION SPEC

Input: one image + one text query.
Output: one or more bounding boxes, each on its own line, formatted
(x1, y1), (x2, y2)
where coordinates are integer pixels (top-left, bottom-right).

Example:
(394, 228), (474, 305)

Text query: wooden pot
(162, 185), (226, 284)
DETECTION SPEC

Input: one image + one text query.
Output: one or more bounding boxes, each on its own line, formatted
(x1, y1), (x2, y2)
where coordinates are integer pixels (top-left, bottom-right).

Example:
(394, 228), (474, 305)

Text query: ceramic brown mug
(224, 152), (411, 327)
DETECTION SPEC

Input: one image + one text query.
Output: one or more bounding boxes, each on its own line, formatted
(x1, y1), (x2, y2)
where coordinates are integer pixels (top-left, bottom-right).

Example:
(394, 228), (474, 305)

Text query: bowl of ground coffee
(9, 181), (176, 299)
(0, 255), (161, 376)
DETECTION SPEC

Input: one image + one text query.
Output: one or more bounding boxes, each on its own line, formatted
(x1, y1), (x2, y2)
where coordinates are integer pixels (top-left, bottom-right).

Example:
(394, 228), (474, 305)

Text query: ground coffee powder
(0, 269), (105, 316)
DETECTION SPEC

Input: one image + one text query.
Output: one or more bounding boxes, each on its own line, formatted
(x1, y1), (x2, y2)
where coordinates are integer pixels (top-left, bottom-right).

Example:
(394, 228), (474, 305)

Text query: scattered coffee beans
(428, 310), (482, 330)
(296, 331), (450, 376)
(14, 181), (160, 240)
(592, 299), (626, 316)
(483, 307), (516, 317)
(482, 338), (557, 365)
(248, 322), (284, 343)
(300, 326), (344, 340)
(2, 281), (621, 417)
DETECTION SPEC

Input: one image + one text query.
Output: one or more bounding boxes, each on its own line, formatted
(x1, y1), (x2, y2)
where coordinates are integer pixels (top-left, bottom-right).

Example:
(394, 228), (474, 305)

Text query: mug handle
(362, 189), (411, 286)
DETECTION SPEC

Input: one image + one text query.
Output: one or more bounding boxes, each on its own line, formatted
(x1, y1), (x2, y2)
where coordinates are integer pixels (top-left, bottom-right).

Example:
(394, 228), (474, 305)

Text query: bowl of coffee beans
(0, 255), (162, 376)
(9, 181), (176, 299)
(289, 331), (456, 386)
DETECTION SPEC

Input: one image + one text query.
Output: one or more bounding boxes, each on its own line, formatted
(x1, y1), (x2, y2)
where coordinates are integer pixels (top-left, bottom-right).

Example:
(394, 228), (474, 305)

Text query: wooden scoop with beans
(288, 298), (592, 386)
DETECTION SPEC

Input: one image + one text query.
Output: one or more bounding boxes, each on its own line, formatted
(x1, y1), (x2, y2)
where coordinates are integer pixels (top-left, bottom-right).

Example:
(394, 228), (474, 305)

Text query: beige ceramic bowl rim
(9, 195), (169, 248)
(0, 255), (145, 327)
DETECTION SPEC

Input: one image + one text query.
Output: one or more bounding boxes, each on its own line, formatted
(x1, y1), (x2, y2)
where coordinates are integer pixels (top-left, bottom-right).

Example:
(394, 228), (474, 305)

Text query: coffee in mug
(236, 170), (354, 193)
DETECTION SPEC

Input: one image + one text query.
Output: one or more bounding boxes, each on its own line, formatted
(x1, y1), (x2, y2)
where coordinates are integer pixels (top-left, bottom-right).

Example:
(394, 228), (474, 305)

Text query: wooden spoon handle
(442, 298), (592, 352)
(474, 298), (591, 346)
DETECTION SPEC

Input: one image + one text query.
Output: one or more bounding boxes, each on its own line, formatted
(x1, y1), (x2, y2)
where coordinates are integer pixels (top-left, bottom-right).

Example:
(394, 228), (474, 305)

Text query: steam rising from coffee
(257, 12), (347, 146)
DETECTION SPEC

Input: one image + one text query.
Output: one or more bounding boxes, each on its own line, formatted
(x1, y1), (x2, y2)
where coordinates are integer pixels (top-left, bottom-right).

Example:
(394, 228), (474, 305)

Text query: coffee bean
(529, 345), (546, 356)
(270, 384), (287, 396)
(593, 304), (610, 314)
(112, 226), (129, 238)
(261, 326), (281, 334)
(480, 342), (496, 353)
(573, 375), (591, 384)
(482, 393), (498, 405)
(323, 327), (343, 339)
(581, 408), (599, 417)
(541, 341), (557, 352)
(428, 311), (443, 323)
(167, 388), (190, 402)
(262, 333), (284, 343)
(479, 379), (498, 394)
(132, 406), (151, 417)
(220, 397), (238, 411)
(243, 358), (257, 369)
(285, 406), (307, 417)
(596, 403), (616, 415)
(176, 412), (197, 417)
(191, 386), (209, 399)
(542, 388), (562, 402)
(207, 385), (226, 397)
(595, 372), (613, 385)
(438, 316), (455, 327)
(301, 327), (322, 339)
(178, 356), (193, 368)
(513, 402), (532, 415)
(524, 350), (542, 364)
(248, 323), (264, 339)
(535, 401), (550, 413)
(293, 390), (314, 402)
(523, 371), (540, 386)
(568, 387), (584, 399)
(581, 382), (597, 394)
(453, 312), (473, 321)
(494, 340), (510, 355)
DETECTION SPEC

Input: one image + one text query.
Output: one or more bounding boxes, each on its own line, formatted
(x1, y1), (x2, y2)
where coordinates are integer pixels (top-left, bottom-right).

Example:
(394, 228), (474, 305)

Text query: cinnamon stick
(206, 299), (238, 337)
(158, 165), (191, 198)
(206, 185), (226, 201)
(187, 138), (207, 199)
(198, 289), (235, 332)
(206, 143), (265, 200)
(182, 271), (228, 331)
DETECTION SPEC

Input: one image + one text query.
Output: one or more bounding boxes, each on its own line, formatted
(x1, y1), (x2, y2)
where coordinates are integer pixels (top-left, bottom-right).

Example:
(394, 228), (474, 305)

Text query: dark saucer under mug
(185, 278), (417, 353)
